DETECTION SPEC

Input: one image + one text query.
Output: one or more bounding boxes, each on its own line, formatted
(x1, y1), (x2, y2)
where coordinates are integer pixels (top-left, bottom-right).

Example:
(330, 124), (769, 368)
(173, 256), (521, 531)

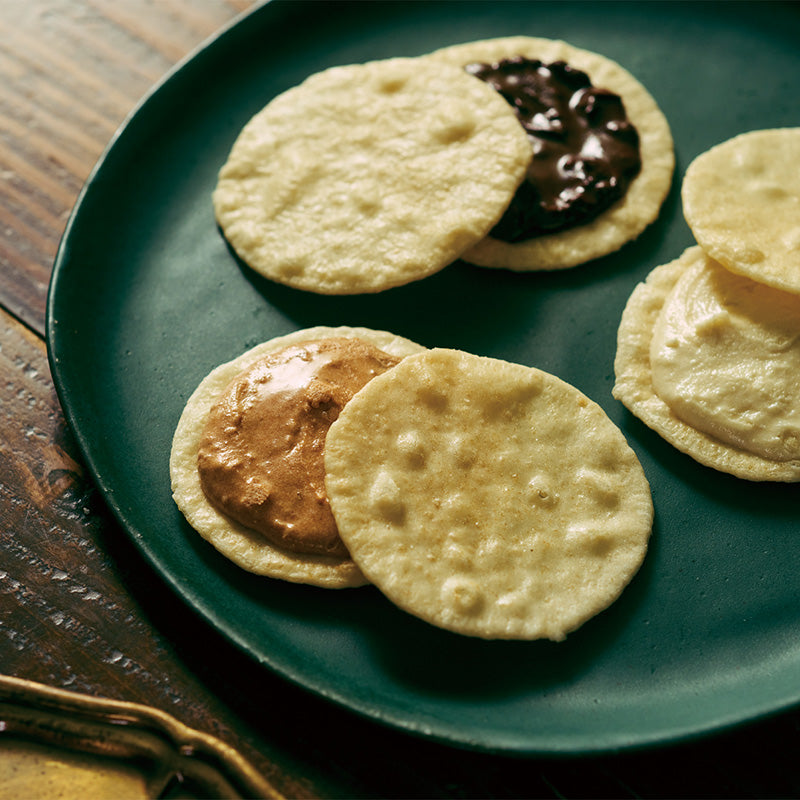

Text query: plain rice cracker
(170, 326), (426, 588)
(213, 57), (531, 294)
(426, 36), (675, 271)
(682, 128), (800, 295)
(324, 348), (653, 640)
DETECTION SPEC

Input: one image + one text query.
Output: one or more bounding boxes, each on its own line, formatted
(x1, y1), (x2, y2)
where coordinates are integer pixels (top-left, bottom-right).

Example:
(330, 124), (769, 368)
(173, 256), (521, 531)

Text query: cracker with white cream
(324, 348), (652, 640)
(170, 326), (425, 588)
(426, 36), (675, 271)
(213, 57), (531, 294)
(682, 128), (800, 295)
(613, 246), (800, 481)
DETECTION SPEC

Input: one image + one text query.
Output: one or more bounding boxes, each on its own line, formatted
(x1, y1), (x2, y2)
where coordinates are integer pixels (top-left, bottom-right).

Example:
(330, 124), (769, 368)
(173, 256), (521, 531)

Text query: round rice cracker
(612, 246), (800, 482)
(170, 326), (426, 588)
(324, 348), (653, 641)
(426, 37), (675, 271)
(682, 128), (800, 295)
(212, 57), (532, 295)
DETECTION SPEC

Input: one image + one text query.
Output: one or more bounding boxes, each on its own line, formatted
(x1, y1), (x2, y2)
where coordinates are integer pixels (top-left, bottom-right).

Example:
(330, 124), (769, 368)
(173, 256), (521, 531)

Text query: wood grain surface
(2, 1), (800, 798)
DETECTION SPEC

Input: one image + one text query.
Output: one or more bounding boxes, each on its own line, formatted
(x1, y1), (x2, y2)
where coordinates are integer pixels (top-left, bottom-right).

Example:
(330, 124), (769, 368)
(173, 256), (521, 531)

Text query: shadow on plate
(177, 500), (657, 704)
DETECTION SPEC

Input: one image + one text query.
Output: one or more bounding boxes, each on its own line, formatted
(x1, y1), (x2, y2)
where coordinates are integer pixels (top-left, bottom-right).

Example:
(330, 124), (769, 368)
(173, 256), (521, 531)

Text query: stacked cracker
(213, 57), (530, 294)
(213, 38), (674, 293)
(172, 328), (653, 641)
(425, 37), (674, 273)
(613, 129), (800, 481)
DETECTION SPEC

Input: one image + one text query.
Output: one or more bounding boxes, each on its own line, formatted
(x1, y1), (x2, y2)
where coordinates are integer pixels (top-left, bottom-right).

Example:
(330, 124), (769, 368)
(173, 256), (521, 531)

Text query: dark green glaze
(47, 1), (800, 755)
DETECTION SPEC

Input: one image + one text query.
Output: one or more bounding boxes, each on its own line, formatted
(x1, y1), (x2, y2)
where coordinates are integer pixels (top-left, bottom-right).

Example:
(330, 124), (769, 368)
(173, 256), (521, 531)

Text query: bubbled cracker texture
(213, 57), (531, 294)
(324, 348), (653, 640)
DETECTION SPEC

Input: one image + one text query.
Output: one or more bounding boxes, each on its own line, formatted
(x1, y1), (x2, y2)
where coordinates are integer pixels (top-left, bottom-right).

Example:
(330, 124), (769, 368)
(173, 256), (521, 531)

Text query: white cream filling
(649, 253), (800, 462)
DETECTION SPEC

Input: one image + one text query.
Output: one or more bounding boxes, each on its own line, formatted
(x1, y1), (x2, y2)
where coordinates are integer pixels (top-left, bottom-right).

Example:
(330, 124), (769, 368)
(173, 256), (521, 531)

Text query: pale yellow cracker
(324, 348), (652, 640)
(613, 246), (800, 481)
(682, 128), (800, 295)
(427, 37), (675, 271)
(213, 57), (531, 294)
(170, 326), (426, 588)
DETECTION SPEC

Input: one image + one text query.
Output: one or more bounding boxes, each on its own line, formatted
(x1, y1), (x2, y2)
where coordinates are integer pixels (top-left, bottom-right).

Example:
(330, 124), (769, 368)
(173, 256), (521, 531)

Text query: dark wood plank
(0, 0), (256, 336)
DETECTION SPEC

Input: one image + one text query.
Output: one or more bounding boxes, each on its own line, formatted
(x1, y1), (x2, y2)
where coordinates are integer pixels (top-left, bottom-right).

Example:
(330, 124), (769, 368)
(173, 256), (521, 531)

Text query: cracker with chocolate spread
(682, 128), (800, 295)
(324, 348), (653, 640)
(170, 326), (426, 588)
(213, 57), (531, 294)
(427, 37), (675, 271)
(613, 247), (800, 482)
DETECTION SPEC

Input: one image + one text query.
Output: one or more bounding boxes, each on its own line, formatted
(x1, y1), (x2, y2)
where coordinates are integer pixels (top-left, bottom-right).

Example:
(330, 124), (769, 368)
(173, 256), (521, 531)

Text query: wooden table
(2, 1), (799, 796)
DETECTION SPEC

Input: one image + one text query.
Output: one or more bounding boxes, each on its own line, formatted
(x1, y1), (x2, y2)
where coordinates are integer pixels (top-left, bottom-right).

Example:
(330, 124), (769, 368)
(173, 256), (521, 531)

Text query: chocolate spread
(197, 337), (401, 558)
(465, 57), (641, 241)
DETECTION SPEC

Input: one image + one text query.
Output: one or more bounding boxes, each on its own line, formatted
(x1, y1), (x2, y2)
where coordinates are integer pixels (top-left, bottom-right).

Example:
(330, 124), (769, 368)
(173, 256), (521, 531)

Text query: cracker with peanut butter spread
(613, 246), (800, 482)
(170, 326), (426, 588)
(426, 37), (675, 271)
(213, 57), (531, 295)
(324, 348), (653, 641)
(682, 128), (800, 295)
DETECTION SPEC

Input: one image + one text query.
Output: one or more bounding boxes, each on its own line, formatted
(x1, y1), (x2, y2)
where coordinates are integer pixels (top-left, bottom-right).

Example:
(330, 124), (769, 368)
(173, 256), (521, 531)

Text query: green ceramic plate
(47, 0), (800, 754)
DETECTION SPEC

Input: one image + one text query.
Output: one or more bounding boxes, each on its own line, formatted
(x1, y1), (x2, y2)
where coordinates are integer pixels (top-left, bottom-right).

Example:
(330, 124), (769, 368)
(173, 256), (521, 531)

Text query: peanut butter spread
(197, 337), (401, 557)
